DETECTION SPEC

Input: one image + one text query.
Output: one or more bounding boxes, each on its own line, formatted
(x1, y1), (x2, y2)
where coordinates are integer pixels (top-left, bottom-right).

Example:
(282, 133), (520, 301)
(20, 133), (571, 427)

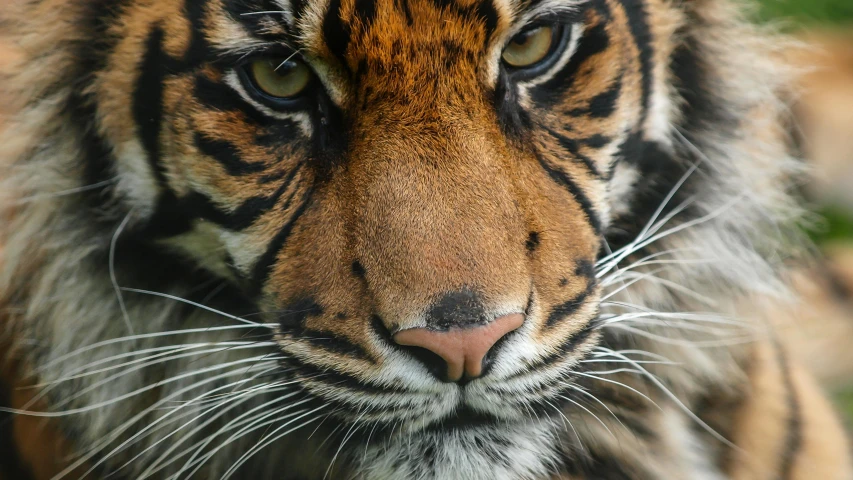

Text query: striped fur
(0, 0), (850, 478)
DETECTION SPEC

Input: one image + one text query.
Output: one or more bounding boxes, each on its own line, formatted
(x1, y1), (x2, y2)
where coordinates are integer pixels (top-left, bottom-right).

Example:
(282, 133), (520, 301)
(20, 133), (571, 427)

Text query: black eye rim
(502, 22), (573, 80)
(236, 55), (318, 110)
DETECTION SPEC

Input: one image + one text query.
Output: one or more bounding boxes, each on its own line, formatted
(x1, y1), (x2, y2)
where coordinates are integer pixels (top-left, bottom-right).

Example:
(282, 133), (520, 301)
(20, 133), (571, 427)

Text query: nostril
(397, 345), (451, 382)
(479, 328), (516, 377)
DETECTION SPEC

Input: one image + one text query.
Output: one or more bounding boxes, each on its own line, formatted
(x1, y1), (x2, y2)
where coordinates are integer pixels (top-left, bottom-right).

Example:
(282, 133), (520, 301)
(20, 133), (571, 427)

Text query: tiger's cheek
(508, 146), (602, 345)
(261, 194), (379, 349)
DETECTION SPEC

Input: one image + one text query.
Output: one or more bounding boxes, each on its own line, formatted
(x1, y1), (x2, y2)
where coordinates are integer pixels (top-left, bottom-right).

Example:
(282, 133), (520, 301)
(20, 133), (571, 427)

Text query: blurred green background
(755, 0), (853, 420)
(757, 0), (853, 26)
(753, 0), (853, 244)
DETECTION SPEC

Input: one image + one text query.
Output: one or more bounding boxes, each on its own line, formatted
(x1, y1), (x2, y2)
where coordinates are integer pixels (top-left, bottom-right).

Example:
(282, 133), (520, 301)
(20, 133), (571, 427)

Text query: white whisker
(38, 324), (275, 372)
(220, 404), (329, 479)
(121, 287), (271, 327)
(51, 360), (280, 480)
(110, 210), (135, 335)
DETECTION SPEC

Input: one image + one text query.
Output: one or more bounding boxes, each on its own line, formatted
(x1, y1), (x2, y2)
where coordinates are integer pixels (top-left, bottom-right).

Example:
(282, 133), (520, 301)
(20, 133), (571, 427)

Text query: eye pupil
(511, 30), (537, 48)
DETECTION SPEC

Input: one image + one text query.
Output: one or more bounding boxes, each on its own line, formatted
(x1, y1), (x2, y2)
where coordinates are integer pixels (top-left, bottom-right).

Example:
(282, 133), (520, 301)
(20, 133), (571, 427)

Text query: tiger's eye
(249, 57), (312, 99)
(502, 26), (554, 68)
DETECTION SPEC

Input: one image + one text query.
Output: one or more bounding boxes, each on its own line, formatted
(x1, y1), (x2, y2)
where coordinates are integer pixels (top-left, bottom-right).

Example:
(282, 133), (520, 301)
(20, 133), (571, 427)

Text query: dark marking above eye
(559, 278), (569, 287)
(353, 0), (378, 29)
(351, 260), (366, 278)
(474, 0), (499, 43)
(525, 231), (541, 253)
(336, 312), (348, 320)
(278, 297), (324, 329)
(322, 0), (350, 65)
(194, 73), (297, 128)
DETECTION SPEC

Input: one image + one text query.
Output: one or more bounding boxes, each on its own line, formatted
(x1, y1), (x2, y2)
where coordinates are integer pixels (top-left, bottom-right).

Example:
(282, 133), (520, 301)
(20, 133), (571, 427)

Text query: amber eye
(248, 56), (312, 99)
(502, 26), (555, 69)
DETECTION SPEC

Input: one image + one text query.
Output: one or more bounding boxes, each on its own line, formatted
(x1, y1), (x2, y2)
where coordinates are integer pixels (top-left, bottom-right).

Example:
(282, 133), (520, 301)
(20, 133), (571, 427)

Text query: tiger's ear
(0, 323), (88, 480)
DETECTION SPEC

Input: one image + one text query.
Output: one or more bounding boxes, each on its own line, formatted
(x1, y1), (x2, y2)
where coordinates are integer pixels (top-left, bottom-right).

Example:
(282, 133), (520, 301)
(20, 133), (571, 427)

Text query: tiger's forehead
(218, 0), (587, 67)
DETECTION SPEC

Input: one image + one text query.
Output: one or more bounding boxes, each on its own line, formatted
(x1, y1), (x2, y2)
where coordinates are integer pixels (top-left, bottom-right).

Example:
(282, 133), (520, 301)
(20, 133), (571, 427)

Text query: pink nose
(393, 313), (524, 382)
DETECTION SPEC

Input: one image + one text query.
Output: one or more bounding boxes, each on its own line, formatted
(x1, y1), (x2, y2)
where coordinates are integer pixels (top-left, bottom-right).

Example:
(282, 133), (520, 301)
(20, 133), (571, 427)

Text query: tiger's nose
(393, 313), (524, 383)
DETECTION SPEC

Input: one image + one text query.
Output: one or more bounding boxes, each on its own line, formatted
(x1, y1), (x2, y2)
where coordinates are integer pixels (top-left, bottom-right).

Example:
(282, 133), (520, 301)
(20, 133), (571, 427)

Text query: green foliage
(808, 206), (853, 246)
(834, 389), (853, 422)
(756, 0), (853, 26)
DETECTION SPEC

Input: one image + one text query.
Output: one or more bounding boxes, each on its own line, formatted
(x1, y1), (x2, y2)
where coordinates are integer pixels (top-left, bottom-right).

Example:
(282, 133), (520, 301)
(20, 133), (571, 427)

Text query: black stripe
(194, 132), (269, 176)
(475, 0), (499, 43)
(193, 74), (286, 126)
(670, 20), (732, 135)
(204, 163), (303, 230)
(517, 321), (601, 383)
(568, 77), (623, 119)
(618, 0), (653, 121)
(543, 126), (603, 178)
(353, 0), (379, 30)
(323, 0), (351, 66)
(133, 26), (170, 188)
(69, 0), (135, 209)
(541, 319), (599, 365)
(546, 281), (596, 327)
(181, 0), (212, 65)
(495, 68), (533, 136)
(777, 345), (802, 479)
(575, 258), (595, 279)
(132, 0), (212, 189)
(280, 329), (374, 362)
(249, 189), (314, 294)
(536, 153), (602, 235)
(604, 140), (695, 253)
(583, 134), (611, 149)
(277, 297), (324, 329)
(140, 163), (304, 237)
(398, 0), (415, 25)
(279, 355), (391, 394)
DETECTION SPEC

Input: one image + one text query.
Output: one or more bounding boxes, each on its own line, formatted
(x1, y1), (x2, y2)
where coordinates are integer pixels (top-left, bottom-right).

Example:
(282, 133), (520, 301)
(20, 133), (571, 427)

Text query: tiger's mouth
(277, 337), (597, 440)
(421, 406), (503, 432)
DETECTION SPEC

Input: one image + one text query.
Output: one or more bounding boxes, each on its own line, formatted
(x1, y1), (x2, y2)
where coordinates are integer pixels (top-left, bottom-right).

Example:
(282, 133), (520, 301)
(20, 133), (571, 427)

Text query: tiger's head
(100, 0), (637, 423)
(0, 0), (800, 477)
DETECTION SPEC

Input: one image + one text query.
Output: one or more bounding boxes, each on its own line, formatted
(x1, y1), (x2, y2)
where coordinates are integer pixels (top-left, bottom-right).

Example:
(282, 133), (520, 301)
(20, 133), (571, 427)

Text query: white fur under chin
(350, 420), (561, 480)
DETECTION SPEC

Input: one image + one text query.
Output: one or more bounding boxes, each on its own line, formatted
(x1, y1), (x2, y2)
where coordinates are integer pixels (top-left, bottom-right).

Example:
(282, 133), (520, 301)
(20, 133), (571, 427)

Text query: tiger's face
(77, 0), (674, 472)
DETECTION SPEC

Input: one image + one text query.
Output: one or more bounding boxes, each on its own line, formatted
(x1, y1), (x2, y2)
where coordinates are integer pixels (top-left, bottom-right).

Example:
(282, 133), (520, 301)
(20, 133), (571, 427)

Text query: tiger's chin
(345, 416), (562, 480)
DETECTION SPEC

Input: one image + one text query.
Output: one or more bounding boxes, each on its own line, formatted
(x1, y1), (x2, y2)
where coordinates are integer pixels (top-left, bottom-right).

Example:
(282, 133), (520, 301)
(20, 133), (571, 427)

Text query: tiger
(0, 0), (851, 478)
